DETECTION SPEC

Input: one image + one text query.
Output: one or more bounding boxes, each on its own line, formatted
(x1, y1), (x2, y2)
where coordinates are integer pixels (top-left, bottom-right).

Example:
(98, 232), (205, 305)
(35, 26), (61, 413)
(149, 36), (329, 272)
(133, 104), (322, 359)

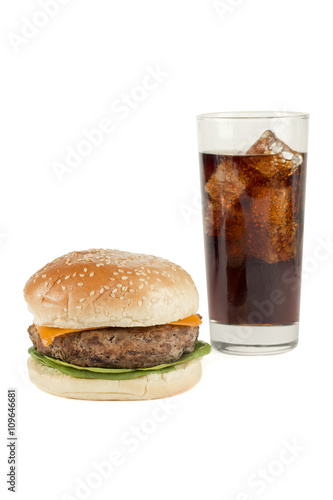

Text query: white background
(1, 0), (332, 499)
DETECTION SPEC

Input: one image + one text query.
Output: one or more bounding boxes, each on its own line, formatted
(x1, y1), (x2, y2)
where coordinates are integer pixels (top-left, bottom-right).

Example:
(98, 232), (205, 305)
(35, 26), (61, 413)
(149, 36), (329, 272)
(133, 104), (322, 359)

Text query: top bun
(24, 249), (199, 329)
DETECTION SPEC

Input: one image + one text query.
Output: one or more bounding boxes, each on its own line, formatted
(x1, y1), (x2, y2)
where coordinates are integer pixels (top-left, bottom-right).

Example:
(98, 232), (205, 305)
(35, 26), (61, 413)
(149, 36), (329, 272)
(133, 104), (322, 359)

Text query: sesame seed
(79, 274), (85, 277)
(104, 285), (110, 290)
(73, 316), (78, 320)
(76, 305), (82, 310)
(65, 275), (70, 280)
(129, 280), (133, 285)
(122, 286), (128, 291)
(127, 271), (132, 274)
(111, 293), (115, 298)
(138, 284), (144, 289)
(138, 300), (142, 306)
(72, 272), (77, 277)
(120, 296), (125, 300)
(77, 282), (84, 287)
(153, 270), (159, 274)
(42, 274), (47, 278)
(33, 279), (36, 283)
(129, 289), (135, 293)
(142, 296), (147, 300)
(45, 282), (48, 287)
(90, 291), (95, 296)
(64, 307), (68, 312)
(139, 278), (145, 282)
(118, 269), (124, 273)
(100, 288), (104, 294)
(113, 272), (119, 275)
(79, 298), (85, 302)
(112, 289), (118, 294)
(121, 276), (128, 280)
(62, 286), (66, 291)
(89, 272), (94, 277)
(57, 279), (61, 284)
(84, 268), (87, 272)
(116, 284), (122, 288)
(122, 311), (127, 317)
(37, 293), (42, 297)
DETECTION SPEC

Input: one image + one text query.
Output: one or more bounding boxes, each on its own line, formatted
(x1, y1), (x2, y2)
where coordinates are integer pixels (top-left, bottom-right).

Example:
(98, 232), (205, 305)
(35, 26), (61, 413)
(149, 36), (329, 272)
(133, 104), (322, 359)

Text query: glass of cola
(197, 112), (309, 355)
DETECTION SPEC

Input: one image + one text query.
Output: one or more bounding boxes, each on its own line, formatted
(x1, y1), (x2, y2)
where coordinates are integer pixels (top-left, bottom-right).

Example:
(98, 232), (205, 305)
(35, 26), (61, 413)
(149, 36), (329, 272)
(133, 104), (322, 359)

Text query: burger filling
(28, 322), (200, 369)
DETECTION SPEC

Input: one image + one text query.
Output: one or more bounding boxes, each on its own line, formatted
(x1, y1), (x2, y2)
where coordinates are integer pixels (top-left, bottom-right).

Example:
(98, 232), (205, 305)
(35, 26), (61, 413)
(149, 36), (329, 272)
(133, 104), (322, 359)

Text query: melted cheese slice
(169, 314), (202, 327)
(36, 314), (202, 346)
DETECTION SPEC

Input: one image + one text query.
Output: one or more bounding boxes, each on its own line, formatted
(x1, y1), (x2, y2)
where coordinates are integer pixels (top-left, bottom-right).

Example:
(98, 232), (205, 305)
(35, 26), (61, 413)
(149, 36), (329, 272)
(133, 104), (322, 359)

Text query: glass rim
(197, 111), (309, 120)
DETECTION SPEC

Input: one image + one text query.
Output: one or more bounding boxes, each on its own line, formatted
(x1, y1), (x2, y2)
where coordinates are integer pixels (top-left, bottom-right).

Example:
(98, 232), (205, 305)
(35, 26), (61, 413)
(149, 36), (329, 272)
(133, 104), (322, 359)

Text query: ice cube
(204, 198), (246, 266)
(223, 200), (247, 267)
(205, 156), (246, 204)
(240, 185), (298, 264)
(246, 130), (303, 180)
(204, 157), (247, 266)
(204, 156), (246, 236)
(247, 130), (287, 155)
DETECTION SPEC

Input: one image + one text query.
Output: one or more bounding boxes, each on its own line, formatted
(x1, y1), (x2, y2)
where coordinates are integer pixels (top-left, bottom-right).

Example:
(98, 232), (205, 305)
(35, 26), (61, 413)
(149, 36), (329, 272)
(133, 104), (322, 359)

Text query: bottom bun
(27, 357), (202, 401)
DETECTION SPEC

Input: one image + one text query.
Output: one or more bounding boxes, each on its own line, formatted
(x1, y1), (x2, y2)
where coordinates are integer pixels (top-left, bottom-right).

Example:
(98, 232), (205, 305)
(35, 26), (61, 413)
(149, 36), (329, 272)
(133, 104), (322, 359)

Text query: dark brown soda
(200, 152), (307, 325)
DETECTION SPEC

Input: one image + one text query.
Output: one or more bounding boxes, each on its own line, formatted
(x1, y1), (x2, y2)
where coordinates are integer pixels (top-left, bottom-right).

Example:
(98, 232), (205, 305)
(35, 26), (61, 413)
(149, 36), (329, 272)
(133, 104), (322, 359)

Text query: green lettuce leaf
(28, 341), (211, 381)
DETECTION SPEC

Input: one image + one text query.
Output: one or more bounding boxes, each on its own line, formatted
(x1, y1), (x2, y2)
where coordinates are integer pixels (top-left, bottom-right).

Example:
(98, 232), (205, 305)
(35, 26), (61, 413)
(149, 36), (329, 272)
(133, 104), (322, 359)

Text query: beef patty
(28, 323), (199, 369)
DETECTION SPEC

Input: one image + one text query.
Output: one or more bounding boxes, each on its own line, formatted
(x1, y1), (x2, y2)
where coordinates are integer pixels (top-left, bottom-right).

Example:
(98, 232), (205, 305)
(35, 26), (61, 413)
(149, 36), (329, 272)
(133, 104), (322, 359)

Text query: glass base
(209, 322), (299, 356)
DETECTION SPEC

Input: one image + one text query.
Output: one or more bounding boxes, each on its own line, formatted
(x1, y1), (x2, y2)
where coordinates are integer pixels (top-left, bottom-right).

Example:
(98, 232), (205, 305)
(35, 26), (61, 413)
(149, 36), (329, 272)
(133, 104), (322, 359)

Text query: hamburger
(23, 249), (210, 400)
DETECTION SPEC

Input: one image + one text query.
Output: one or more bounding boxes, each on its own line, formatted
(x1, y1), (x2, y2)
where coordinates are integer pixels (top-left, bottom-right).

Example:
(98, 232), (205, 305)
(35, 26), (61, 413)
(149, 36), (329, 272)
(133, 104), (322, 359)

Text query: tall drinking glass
(197, 112), (309, 355)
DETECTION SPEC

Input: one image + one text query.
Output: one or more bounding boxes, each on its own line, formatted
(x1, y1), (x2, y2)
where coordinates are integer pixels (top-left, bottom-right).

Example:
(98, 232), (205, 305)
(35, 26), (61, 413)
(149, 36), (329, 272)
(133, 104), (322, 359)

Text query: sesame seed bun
(23, 249), (199, 329)
(27, 357), (202, 401)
